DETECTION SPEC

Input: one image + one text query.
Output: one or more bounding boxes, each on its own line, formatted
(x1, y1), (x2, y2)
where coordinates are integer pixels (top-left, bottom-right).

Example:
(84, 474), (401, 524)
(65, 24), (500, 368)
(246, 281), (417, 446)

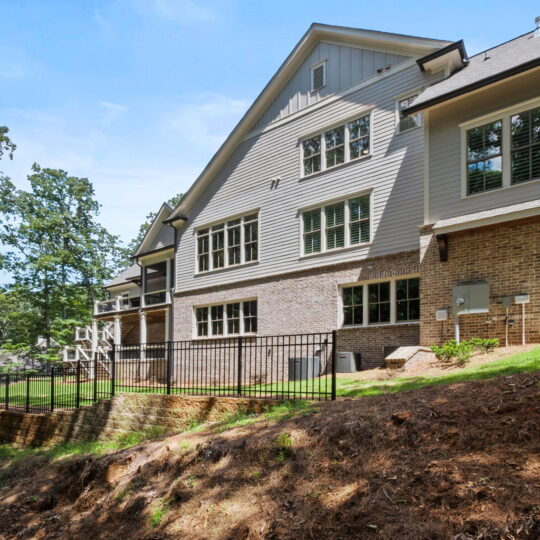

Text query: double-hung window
(195, 300), (258, 337)
(342, 277), (420, 327)
(462, 100), (540, 196)
(301, 193), (371, 255)
(301, 113), (371, 177)
(196, 212), (259, 273)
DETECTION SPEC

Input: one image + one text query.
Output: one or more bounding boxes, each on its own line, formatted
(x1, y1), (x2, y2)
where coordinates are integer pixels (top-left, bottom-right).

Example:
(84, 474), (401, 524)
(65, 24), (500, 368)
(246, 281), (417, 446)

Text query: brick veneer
(173, 250), (420, 368)
(419, 217), (540, 346)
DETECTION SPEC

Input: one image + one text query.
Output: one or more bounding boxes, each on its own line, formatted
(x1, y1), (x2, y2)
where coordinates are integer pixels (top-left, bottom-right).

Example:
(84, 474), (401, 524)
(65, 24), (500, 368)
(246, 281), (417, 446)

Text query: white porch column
(139, 311), (147, 361)
(165, 307), (170, 342)
(91, 320), (99, 356)
(113, 315), (122, 346)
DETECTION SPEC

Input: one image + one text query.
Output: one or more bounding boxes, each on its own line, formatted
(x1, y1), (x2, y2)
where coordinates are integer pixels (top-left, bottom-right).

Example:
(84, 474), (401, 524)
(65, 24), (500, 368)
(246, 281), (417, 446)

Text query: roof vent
(311, 61), (326, 92)
(535, 15), (540, 37)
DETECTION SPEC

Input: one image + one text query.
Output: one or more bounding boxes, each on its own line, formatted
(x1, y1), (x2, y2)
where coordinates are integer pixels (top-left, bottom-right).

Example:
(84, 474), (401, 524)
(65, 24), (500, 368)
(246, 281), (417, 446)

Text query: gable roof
(168, 23), (451, 220)
(133, 202), (174, 257)
(405, 31), (540, 114)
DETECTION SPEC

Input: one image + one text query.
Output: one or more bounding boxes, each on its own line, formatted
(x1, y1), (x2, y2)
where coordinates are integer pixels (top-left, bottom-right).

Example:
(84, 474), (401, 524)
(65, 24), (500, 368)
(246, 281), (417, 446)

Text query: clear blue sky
(1, 0), (538, 244)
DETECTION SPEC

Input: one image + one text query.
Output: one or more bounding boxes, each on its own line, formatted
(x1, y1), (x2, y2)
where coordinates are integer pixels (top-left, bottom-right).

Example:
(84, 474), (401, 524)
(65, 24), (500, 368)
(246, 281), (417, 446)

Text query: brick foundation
(174, 251), (420, 368)
(419, 217), (540, 346)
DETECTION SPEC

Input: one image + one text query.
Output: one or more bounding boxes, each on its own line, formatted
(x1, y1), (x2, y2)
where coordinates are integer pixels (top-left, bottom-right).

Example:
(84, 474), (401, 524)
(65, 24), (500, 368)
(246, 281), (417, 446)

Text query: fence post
(237, 336), (243, 397)
(166, 341), (172, 395)
(50, 367), (55, 412)
(93, 353), (98, 402)
(111, 344), (116, 398)
(25, 373), (30, 413)
(76, 360), (81, 408)
(331, 330), (337, 401)
(5, 374), (9, 411)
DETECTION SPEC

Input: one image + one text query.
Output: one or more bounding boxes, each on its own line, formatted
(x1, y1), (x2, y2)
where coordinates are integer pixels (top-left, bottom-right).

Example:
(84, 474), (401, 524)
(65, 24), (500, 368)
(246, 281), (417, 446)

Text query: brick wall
(173, 251), (420, 368)
(419, 217), (540, 346)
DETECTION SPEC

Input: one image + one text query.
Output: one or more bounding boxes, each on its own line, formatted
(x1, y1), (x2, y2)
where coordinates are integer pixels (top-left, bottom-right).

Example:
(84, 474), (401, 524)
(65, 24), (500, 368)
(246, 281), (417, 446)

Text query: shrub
(431, 339), (473, 366)
(274, 432), (293, 462)
(470, 338), (499, 354)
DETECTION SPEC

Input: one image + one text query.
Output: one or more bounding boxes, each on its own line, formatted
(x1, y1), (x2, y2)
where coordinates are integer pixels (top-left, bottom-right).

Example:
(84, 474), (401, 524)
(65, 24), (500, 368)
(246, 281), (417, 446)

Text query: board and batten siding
(176, 63), (435, 293)
(254, 42), (409, 131)
(428, 69), (540, 224)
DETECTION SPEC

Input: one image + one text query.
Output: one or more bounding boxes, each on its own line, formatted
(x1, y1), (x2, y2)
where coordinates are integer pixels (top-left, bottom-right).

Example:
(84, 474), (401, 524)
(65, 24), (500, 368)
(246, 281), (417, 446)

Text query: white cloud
(164, 93), (250, 149)
(99, 101), (128, 124)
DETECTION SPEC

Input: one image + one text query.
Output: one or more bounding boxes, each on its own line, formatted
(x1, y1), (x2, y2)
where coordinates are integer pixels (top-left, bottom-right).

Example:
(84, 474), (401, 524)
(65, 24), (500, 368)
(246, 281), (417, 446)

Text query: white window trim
(395, 89), (424, 134)
(299, 110), (374, 178)
(337, 274), (420, 328)
(192, 298), (258, 339)
(310, 59), (327, 93)
(460, 96), (540, 199)
(194, 210), (260, 275)
(299, 190), (373, 258)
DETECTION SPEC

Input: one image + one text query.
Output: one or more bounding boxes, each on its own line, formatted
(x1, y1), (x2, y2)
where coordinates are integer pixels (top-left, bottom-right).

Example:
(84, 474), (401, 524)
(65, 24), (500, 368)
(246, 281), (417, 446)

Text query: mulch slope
(1, 372), (539, 540)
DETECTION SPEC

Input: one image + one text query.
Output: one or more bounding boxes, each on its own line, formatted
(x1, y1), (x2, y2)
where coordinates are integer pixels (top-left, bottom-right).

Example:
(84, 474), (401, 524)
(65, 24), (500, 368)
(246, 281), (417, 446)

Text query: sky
(0, 0), (538, 246)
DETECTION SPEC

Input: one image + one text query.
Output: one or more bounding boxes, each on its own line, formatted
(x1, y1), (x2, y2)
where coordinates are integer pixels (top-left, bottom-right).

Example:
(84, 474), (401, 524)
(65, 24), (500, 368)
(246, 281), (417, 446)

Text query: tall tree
(0, 126), (16, 160)
(0, 164), (127, 350)
(126, 193), (184, 257)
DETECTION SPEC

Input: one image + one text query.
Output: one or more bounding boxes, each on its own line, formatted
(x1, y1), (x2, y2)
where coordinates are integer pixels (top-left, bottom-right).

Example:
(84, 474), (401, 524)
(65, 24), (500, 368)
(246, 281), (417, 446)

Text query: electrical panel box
(453, 282), (489, 315)
(514, 294), (530, 304)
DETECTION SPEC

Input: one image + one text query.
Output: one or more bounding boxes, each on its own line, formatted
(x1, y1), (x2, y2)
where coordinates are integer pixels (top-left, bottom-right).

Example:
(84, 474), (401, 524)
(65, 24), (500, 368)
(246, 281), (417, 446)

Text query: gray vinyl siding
(254, 42), (409, 131)
(147, 223), (174, 252)
(428, 70), (540, 223)
(176, 63), (435, 293)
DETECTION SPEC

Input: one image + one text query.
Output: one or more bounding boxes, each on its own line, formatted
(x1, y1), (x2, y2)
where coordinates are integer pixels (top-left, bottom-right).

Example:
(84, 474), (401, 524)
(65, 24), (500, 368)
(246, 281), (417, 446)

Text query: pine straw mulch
(0, 371), (539, 540)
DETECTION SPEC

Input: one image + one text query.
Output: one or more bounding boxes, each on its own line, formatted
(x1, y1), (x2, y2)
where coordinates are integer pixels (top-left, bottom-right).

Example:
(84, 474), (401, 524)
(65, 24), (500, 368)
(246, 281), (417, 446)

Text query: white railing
(75, 326), (91, 342)
(94, 291), (171, 314)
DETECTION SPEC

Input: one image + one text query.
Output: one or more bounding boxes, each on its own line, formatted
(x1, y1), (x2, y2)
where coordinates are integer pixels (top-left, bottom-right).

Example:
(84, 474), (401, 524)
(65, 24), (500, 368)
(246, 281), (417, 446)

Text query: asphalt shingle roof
(105, 264), (140, 288)
(407, 31), (540, 112)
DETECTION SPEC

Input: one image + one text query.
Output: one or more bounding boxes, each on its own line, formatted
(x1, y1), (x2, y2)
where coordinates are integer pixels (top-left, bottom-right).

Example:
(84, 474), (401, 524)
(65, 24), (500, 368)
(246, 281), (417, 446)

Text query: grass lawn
(2, 347), (539, 409)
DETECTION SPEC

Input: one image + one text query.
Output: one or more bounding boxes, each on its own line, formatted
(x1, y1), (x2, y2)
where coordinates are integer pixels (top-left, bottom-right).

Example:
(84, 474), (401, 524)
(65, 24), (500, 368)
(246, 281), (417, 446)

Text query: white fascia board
(433, 200), (540, 235)
(134, 202), (173, 257)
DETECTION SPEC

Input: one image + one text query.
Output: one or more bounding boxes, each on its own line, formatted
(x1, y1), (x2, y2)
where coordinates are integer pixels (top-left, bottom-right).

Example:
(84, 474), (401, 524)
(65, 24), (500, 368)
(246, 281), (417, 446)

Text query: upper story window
(397, 94), (422, 133)
(301, 113), (371, 177)
(341, 277), (420, 328)
(301, 193), (371, 256)
(196, 212), (258, 273)
(311, 61), (326, 92)
(195, 299), (258, 337)
(462, 101), (540, 196)
(511, 106), (540, 185)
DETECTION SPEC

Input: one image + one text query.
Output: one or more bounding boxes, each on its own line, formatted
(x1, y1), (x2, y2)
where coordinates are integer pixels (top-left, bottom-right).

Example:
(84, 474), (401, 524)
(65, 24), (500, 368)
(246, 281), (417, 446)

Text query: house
(75, 19), (540, 369)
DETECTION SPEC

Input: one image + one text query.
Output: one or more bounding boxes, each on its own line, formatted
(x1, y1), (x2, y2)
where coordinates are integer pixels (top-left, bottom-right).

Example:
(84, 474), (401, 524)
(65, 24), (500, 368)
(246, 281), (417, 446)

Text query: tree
(0, 164), (127, 351)
(125, 193), (184, 257)
(0, 126), (16, 160)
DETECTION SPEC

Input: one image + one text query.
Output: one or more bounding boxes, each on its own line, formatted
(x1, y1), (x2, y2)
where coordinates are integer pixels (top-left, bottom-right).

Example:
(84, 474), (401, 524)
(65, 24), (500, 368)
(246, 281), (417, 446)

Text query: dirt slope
(1, 372), (539, 540)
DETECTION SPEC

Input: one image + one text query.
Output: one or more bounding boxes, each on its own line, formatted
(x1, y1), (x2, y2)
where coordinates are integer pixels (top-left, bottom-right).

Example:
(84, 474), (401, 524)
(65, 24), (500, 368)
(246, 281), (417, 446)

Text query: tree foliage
(126, 193), (184, 258)
(0, 163), (127, 353)
(0, 126), (16, 160)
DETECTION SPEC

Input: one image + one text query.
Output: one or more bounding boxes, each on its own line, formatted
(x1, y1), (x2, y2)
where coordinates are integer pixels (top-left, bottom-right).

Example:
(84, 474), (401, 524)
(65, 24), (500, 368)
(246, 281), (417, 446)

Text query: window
(302, 136), (321, 176)
(303, 208), (322, 255)
(511, 106), (540, 185)
(466, 120), (503, 194)
(396, 278), (420, 322)
(196, 212), (259, 273)
(195, 300), (258, 337)
(311, 61), (326, 92)
(341, 277), (420, 327)
(342, 286), (363, 326)
(461, 99), (540, 197)
(397, 94), (422, 133)
(368, 282), (391, 324)
(301, 113), (371, 177)
(302, 193), (370, 255)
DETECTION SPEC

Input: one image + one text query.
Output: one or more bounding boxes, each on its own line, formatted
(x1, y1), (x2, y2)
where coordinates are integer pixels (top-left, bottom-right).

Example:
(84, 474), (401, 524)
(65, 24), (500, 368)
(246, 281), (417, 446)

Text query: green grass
(149, 498), (169, 528)
(334, 346), (540, 398)
(0, 426), (167, 470)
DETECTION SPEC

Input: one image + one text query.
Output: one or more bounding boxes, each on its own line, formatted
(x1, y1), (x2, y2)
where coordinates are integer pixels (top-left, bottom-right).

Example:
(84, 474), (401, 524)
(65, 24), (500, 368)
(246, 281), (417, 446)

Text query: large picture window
(196, 212), (259, 273)
(342, 277), (420, 327)
(462, 100), (540, 196)
(195, 300), (258, 337)
(301, 113), (371, 177)
(301, 193), (370, 256)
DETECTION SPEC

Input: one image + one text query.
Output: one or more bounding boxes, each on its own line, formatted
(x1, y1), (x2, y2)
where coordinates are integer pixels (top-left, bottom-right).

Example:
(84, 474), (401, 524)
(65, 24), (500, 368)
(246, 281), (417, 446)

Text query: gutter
(404, 57), (540, 115)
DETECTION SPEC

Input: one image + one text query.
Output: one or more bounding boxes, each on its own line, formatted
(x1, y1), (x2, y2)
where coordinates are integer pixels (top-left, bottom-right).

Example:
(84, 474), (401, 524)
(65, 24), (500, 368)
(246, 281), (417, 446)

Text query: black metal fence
(1, 332), (337, 414)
